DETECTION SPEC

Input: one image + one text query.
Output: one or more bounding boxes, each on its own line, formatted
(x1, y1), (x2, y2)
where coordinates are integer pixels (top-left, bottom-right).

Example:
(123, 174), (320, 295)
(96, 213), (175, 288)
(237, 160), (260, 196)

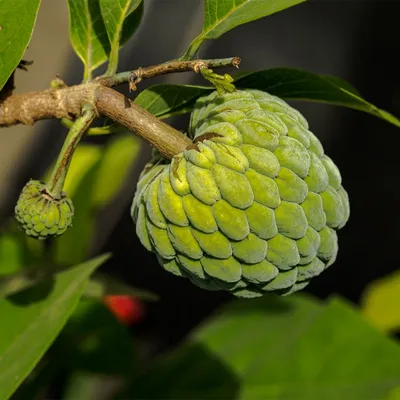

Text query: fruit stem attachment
(200, 68), (236, 95)
(46, 104), (96, 197)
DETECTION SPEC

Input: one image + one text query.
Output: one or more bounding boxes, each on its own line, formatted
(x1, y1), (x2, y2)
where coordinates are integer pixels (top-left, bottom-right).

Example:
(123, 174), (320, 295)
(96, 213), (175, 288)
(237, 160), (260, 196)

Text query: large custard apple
(131, 89), (349, 298)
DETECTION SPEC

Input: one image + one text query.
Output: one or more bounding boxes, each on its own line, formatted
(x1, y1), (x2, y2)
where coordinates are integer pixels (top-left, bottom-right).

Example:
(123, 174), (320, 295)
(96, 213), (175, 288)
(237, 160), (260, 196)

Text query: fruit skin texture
(131, 90), (350, 298)
(15, 180), (74, 240)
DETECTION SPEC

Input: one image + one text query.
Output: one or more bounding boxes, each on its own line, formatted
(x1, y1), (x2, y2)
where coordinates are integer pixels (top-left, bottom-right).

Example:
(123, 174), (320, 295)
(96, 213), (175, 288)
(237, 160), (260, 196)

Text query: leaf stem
(179, 35), (205, 61)
(83, 64), (92, 83)
(47, 104), (96, 197)
(105, 46), (120, 77)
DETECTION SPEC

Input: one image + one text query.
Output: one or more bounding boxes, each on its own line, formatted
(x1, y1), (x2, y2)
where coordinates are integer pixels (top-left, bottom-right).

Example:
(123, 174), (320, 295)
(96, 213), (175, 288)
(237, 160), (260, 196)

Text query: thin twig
(97, 57), (241, 90)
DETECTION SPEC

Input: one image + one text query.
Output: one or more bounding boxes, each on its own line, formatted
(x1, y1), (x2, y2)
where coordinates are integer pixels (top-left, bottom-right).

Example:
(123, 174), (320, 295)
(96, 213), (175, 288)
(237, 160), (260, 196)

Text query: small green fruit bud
(15, 180), (74, 240)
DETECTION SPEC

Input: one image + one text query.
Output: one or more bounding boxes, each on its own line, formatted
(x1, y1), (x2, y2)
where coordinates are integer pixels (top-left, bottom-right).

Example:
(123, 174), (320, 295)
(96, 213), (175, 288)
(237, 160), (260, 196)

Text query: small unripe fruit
(132, 90), (350, 297)
(15, 180), (74, 240)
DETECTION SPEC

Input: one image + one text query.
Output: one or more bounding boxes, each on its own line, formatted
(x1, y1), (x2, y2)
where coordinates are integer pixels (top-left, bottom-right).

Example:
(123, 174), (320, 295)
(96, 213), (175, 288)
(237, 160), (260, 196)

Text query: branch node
(50, 76), (68, 90)
(232, 57), (241, 68)
(129, 67), (144, 91)
(193, 61), (208, 73)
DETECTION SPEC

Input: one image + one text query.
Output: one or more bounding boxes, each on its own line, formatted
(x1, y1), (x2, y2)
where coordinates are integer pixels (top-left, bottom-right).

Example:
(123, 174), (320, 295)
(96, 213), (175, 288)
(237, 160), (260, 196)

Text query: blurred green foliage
(362, 269), (400, 334)
(1, 0), (400, 399)
(0, 134), (142, 399)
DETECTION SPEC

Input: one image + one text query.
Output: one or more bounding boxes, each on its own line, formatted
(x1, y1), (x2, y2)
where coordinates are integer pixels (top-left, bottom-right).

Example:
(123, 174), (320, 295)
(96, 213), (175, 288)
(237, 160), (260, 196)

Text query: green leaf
(361, 269), (400, 333)
(91, 134), (141, 208)
(66, 0), (110, 80)
(125, 294), (400, 399)
(235, 68), (400, 128)
(100, 0), (143, 75)
(134, 84), (211, 118)
(52, 145), (103, 265)
(0, 254), (110, 400)
(0, 0), (41, 91)
(320, 75), (361, 96)
(136, 68), (400, 128)
(388, 386), (400, 400)
(182, 0), (306, 60)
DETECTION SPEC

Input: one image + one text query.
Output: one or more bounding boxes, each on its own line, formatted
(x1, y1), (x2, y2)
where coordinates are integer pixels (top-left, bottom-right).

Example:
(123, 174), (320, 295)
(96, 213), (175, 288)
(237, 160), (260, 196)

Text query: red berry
(104, 295), (145, 326)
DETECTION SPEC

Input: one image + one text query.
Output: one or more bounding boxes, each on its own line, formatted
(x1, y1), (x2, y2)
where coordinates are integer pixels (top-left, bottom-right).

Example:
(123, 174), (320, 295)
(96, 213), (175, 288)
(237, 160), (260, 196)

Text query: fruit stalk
(46, 104), (95, 197)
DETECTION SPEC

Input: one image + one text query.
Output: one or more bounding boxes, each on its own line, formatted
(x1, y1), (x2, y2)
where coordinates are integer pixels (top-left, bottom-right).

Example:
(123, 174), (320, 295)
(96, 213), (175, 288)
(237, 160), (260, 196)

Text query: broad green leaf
(235, 68), (400, 128)
(0, 254), (110, 400)
(66, 0), (110, 80)
(182, 0), (306, 60)
(388, 386), (400, 400)
(136, 68), (400, 129)
(134, 84), (211, 118)
(100, 0), (143, 75)
(0, 0), (41, 91)
(125, 294), (400, 399)
(361, 269), (400, 333)
(52, 145), (103, 265)
(321, 75), (361, 96)
(92, 134), (141, 208)
(15, 299), (137, 399)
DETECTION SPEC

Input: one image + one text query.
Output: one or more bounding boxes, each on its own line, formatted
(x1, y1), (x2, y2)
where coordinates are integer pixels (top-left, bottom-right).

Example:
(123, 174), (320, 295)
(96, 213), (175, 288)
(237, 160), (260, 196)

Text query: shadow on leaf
(7, 278), (55, 306)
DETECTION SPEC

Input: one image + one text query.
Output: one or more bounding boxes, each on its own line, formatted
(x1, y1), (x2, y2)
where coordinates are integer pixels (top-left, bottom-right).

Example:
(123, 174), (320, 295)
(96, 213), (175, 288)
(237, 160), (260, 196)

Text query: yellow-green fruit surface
(131, 90), (350, 297)
(15, 180), (74, 240)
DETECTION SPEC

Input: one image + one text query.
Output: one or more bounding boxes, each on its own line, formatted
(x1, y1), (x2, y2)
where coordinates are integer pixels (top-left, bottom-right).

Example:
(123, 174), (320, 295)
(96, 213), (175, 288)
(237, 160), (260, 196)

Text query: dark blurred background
(1, 0), (400, 360)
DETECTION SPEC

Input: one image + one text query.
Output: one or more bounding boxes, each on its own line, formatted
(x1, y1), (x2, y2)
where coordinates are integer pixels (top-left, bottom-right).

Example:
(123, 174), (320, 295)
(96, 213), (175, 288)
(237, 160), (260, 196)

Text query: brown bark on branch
(0, 56), (240, 158)
(0, 84), (95, 126)
(97, 87), (191, 158)
(0, 84), (191, 158)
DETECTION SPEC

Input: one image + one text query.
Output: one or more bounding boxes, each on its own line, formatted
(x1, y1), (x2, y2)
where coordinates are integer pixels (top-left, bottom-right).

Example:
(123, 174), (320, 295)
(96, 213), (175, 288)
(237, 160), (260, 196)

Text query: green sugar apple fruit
(15, 180), (74, 240)
(131, 89), (349, 298)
